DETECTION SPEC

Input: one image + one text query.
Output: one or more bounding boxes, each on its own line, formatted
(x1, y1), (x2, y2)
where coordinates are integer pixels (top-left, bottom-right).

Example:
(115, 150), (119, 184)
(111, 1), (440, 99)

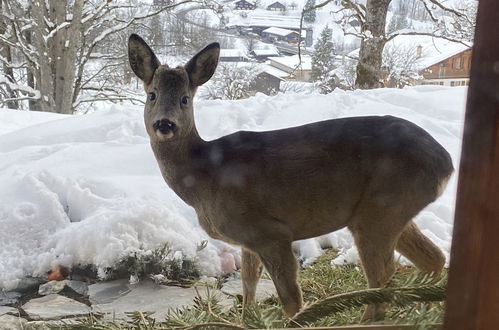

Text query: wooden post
(443, 0), (499, 329)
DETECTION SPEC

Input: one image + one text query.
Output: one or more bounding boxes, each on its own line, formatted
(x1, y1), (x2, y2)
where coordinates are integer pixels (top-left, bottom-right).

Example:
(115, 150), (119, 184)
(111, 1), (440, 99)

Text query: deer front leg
(253, 241), (303, 317)
(241, 248), (263, 308)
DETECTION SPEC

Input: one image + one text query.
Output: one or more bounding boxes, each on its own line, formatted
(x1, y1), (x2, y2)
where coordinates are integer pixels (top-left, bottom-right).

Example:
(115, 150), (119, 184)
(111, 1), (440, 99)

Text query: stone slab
(221, 278), (277, 301)
(0, 315), (27, 330)
(88, 279), (131, 304)
(0, 291), (21, 306)
(0, 306), (18, 316)
(22, 294), (91, 320)
(92, 279), (231, 320)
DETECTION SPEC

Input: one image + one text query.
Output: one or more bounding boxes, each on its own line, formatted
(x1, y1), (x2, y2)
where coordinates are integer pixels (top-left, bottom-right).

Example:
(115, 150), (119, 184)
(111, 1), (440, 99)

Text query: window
(454, 57), (462, 69)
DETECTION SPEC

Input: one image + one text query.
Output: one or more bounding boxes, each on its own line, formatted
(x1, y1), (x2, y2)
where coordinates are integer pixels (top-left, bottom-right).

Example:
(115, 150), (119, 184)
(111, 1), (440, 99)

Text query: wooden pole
(443, 0), (499, 328)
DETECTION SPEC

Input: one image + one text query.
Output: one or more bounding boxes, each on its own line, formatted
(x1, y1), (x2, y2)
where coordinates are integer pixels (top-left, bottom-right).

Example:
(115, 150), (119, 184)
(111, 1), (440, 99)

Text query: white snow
(0, 86), (466, 289)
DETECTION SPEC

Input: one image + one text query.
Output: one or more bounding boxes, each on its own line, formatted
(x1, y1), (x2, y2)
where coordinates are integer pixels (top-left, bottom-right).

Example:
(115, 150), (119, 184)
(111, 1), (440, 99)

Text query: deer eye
(181, 96), (190, 105)
(148, 92), (156, 101)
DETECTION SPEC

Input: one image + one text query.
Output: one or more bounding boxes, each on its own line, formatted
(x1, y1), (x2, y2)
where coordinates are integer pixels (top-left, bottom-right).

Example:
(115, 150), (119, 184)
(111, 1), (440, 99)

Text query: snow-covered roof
(219, 49), (248, 58)
(347, 35), (471, 71)
(249, 14), (301, 29)
(262, 27), (298, 37)
(252, 48), (280, 56)
(258, 64), (289, 78)
(268, 55), (312, 71)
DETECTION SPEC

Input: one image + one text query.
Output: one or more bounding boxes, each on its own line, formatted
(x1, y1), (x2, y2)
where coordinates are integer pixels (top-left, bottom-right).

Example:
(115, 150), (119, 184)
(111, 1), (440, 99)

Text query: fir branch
(290, 285), (446, 325)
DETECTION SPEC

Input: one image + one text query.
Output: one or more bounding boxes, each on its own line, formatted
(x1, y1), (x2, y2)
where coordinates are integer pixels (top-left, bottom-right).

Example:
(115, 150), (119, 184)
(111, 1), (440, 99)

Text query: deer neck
(150, 126), (208, 206)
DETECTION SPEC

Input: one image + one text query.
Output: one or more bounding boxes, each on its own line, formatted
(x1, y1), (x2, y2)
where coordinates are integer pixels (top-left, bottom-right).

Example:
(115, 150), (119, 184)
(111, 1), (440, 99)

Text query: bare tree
(0, 0), (199, 113)
(336, 0), (476, 89)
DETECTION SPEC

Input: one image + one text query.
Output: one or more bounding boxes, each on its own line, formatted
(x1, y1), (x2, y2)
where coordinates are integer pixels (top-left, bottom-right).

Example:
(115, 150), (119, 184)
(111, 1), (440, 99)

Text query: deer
(128, 34), (453, 322)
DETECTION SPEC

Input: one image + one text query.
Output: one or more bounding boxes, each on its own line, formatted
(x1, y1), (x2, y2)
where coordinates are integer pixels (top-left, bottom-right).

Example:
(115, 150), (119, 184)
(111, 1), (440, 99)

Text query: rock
(67, 280), (89, 296)
(0, 291), (21, 306)
(88, 279), (131, 304)
(38, 280), (67, 295)
(25, 319), (79, 329)
(221, 278), (277, 301)
(0, 315), (27, 330)
(0, 306), (18, 316)
(22, 294), (91, 320)
(38, 280), (88, 297)
(13, 278), (43, 293)
(92, 278), (231, 320)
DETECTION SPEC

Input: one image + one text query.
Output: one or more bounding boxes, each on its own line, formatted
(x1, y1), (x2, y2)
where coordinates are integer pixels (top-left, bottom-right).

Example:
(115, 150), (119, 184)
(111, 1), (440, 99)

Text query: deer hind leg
(241, 247), (263, 308)
(252, 241), (302, 317)
(396, 221), (445, 277)
(350, 224), (399, 323)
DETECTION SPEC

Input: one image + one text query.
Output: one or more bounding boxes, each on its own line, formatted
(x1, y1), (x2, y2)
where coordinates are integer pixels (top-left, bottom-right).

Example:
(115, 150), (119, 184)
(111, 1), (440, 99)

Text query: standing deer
(128, 34), (453, 321)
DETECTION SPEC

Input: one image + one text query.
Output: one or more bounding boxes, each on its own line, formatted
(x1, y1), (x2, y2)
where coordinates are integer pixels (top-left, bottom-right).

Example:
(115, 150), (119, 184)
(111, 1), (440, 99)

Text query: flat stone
(88, 279), (131, 304)
(25, 319), (80, 329)
(38, 280), (67, 295)
(13, 278), (43, 293)
(22, 294), (91, 320)
(0, 315), (27, 330)
(38, 280), (88, 297)
(0, 291), (21, 306)
(92, 279), (231, 320)
(221, 278), (277, 301)
(0, 306), (18, 316)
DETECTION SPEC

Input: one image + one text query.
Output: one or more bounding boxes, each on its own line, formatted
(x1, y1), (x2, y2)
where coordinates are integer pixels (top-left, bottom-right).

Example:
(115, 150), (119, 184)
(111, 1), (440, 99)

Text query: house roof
(267, 1), (286, 8)
(347, 35), (471, 71)
(258, 64), (289, 78)
(248, 15), (301, 30)
(220, 49), (248, 58)
(385, 35), (471, 70)
(252, 48), (280, 56)
(262, 27), (298, 37)
(268, 55), (312, 71)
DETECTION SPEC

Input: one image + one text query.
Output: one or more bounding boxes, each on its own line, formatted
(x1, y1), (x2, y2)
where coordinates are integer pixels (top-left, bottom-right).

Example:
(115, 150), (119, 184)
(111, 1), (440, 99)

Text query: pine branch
(290, 285), (446, 325)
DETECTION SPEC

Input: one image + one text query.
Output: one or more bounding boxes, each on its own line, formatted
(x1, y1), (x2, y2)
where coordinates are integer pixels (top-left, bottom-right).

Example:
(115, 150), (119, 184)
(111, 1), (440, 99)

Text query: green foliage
(303, 0), (316, 23)
(60, 249), (447, 329)
(108, 243), (203, 287)
(311, 26), (338, 94)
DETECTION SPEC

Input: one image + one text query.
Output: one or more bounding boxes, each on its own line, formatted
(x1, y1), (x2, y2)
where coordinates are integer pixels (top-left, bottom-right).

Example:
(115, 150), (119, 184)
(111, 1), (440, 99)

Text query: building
(267, 2), (286, 11)
(262, 27), (300, 43)
(250, 71), (284, 95)
(267, 55), (312, 81)
(234, 0), (256, 10)
(251, 48), (280, 61)
(419, 48), (472, 86)
(219, 49), (249, 62)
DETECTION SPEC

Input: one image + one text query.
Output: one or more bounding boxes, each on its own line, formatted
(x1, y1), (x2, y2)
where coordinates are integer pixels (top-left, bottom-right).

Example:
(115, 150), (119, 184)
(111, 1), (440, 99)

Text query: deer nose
(153, 119), (177, 135)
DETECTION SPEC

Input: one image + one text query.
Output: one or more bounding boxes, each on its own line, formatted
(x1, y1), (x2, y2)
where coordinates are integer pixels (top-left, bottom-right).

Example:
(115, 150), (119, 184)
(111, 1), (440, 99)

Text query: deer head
(128, 34), (220, 142)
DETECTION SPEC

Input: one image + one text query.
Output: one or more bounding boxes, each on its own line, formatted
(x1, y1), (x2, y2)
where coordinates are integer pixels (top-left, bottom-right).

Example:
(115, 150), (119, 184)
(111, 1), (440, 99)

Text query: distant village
(209, 0), (472, 96)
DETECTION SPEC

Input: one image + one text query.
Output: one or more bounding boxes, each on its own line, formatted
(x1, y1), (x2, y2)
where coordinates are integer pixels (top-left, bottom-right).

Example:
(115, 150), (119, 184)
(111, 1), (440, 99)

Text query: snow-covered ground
(0, 86), (466, 290)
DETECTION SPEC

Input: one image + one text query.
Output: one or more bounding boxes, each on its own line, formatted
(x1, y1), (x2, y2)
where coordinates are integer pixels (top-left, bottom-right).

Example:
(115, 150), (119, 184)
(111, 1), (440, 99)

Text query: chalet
(267, 2), (286, 11)
(251, 47), (280, 61)
(418, 47), (472, 86)
(219, 49), (249, 62)
(262, 27), (300, 43)
(267, 55), (312, 81)
(250, 71), (284, 95)
(234, 0), (256, 10)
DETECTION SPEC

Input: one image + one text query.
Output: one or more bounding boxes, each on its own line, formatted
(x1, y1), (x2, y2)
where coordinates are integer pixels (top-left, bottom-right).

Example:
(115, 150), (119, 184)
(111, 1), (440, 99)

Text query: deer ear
(185, 42), (220, 87)
(128, 34), (161, 84)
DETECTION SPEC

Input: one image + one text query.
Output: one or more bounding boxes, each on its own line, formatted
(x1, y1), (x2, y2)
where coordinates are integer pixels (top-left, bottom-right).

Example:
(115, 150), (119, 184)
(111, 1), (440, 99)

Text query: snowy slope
(0, 86), (466, 289)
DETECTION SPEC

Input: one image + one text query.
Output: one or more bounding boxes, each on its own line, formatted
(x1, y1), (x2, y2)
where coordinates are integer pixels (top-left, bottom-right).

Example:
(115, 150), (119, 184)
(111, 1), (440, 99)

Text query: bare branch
(387, 31), (472, 47)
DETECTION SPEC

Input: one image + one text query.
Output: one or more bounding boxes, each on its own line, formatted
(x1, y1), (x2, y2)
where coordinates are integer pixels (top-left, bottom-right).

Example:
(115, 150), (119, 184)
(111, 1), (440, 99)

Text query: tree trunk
(354, 0), (391, 89)
(52, 0), (83, 114)
(32, 0), (83, 114)
(0, 0), (19, 109)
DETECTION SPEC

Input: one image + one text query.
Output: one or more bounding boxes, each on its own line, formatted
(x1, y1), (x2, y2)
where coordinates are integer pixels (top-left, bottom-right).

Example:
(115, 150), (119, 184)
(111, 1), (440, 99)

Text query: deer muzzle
(153, 118), (177, 139)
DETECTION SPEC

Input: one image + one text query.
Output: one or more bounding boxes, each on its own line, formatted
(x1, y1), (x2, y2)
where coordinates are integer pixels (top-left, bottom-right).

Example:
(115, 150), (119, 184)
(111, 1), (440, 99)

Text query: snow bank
(0, 86), (466, 289)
